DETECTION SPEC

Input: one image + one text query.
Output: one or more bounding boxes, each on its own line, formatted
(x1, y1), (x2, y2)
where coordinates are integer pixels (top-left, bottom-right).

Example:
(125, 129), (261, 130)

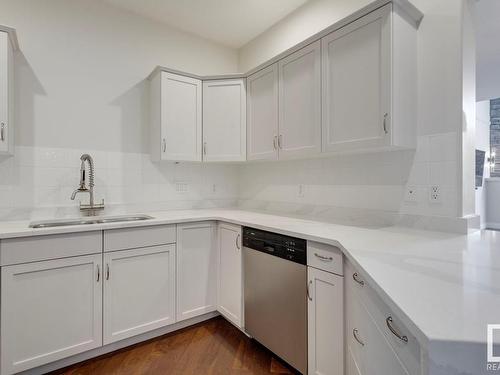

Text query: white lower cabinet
(307, 266), (344, 375)
(176, 222), (217, 322)
(1, 254), (103, 375)
(345, 260), (420, 375)
(103, 245), (176, 345)
(217, 222), (243, 328)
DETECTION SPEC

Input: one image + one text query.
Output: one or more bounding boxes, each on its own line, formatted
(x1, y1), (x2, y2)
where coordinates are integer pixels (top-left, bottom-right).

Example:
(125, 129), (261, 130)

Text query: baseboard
(20, 311), (220, 375)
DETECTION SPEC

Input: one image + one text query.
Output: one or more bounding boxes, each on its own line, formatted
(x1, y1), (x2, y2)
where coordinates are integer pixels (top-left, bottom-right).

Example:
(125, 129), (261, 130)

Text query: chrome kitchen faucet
(71, 154), (105, 215)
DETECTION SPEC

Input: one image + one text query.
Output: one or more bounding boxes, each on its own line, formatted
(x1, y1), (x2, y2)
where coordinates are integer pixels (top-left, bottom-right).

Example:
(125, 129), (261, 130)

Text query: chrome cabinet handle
(352, 272), (365, 286)
(235, 234), (241, 250)
(203, 142), (207, 155)
(106, 264), (110, 280)
(314, 253), (333, 262)
(273, 136), (277, 150)
(386, 316), (408, 343)
(162, 138), (166, 153)
(353, 328), (365, 346)
(96, 264), (100, 282)
(383, 113), (389, 134)
(0, 122), (5, 141)
(307, 280), (313, 301)
(278, 134), (283, 149)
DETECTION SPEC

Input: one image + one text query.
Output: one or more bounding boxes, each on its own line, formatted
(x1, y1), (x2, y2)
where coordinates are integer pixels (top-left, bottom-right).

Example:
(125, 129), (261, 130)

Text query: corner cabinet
(0, 29), (15, 156)
(150, 71), (202, 162)
(217, 222), (243, 328)
(1, 254), (103, 375)
(203, 79), (246, 161)
(321, 3), (417, 153)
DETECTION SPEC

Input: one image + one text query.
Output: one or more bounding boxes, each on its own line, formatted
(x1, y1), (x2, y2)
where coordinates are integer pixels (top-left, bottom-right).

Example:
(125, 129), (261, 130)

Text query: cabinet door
(1, 255), (102, 375)
(176, 222), (217, 321)
(322, 5), (391, 153)
(217, 223), (242, 328)
(103, 245), (176, 344)
(278, 41), (321, 159)
(308, 267), (344, 375)
(247, 64), (279, 161)
(159, 72), (202, 161)
(203, 79), (246, 161)
(0, 31), (13, 155)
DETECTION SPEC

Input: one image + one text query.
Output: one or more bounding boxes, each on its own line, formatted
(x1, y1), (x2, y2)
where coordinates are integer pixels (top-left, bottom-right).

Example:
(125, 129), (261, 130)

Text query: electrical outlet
(404, 186), (418, 202)
(298, 184), (305, 198)
(175, 182), (188, 193)
(429, 185), (441, 203)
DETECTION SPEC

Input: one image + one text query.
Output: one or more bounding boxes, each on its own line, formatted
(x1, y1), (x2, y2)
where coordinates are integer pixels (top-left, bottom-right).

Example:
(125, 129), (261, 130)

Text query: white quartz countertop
(0, 208), (498, 353)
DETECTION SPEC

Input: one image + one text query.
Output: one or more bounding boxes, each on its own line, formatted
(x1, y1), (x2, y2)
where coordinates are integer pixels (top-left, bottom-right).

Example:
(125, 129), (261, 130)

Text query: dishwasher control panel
(242, 227), (306, 265)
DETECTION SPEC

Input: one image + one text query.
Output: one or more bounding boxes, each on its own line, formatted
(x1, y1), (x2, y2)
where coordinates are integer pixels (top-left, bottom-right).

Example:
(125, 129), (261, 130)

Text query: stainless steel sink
(29, 214), (154, 229)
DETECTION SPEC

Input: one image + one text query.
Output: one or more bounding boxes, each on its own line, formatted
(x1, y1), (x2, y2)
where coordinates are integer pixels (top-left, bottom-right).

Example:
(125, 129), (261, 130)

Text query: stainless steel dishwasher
(243, 227), (307, 374)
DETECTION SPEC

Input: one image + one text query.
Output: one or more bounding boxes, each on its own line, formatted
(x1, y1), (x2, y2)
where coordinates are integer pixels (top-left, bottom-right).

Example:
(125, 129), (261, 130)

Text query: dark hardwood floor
(50, 317), (297, 375)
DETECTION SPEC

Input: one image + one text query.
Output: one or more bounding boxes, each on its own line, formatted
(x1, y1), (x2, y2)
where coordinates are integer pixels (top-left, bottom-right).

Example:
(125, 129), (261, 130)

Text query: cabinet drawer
(0, 231), (102, 266)
(104, 225), (176, 252)
(345, 259), (421, 375)
(307, 241), (343, 275)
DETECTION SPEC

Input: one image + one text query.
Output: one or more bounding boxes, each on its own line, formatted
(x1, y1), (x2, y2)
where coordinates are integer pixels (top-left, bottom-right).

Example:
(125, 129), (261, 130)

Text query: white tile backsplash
(0, 146), (239, 219)
(240, 133), (460, 220)
(0, 132), (461, 223)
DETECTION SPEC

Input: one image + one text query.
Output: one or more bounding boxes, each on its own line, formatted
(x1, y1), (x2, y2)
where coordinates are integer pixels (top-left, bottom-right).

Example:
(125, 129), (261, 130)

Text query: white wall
(238, 0), (467, 220)
(0, 0), (240, 219)
(475, 100), (490, 228)
(461, 0), (477, 217)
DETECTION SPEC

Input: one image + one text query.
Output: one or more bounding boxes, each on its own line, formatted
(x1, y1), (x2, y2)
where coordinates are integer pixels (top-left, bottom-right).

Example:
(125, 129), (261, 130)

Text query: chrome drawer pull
(386, 316), (408, 343)
(235, 234), (241, 250)
(307, 280), (312, 301)
(314, 253), (333, 262)
(352, 272), (365, 286)
(353, 328), (365, 346)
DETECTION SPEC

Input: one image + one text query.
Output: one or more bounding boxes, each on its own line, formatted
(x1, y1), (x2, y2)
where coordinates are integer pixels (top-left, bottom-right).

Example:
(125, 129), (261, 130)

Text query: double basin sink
(29, 214), (154, 229)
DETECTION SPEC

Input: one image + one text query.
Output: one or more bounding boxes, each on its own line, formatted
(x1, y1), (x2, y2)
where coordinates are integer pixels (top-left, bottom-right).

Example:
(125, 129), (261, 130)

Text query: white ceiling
(102, 0), (309, 48)
(476, 0), (500, 101)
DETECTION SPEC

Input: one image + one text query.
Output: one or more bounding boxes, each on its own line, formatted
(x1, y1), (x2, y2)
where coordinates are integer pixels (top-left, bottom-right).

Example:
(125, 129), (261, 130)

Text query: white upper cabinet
(176, 222), (218, 322)
(322, 4), (417, 153)
(150, 71), (202, 162)
(278, 41), (321, 159)
(203, 79), (246, 162)
(247, 64), (279, 161)
(0, 30), (15, 156)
